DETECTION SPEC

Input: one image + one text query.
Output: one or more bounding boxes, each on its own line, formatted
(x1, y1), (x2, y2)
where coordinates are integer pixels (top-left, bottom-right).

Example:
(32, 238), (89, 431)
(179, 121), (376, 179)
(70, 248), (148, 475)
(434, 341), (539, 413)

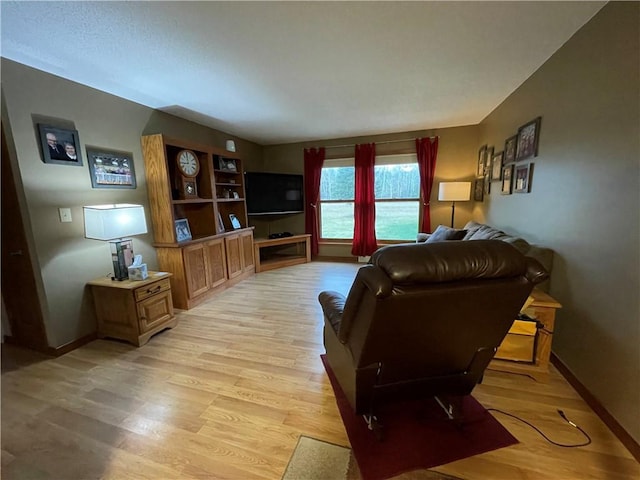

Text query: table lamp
(83, 204), (148, 281)
(438, 182), (471, 228)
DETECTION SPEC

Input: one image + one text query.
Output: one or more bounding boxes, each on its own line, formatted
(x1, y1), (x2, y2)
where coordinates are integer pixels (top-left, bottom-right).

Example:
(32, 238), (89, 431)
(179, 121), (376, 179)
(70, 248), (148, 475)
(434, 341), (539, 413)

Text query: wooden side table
(488, 288), (562, 382)
(88, 271), (177, 346)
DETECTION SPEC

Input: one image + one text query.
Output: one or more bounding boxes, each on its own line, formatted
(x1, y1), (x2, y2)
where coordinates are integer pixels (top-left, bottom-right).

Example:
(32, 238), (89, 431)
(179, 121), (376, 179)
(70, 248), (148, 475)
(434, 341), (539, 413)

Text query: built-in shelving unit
(141, 134), (254, 309)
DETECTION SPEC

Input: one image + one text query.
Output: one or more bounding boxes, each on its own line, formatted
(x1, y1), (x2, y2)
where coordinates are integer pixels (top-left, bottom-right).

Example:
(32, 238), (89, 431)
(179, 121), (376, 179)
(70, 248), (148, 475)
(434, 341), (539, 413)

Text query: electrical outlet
(59, 208), (72, 223)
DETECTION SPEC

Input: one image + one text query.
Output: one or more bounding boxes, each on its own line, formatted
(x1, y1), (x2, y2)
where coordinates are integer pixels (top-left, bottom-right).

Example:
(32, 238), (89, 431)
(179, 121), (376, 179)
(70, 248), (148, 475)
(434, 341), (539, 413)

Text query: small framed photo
(474, 177), (484, 202)
(491, 151), (504, 181)
(501, 165), (514, 195)
(477, 145), (487, 177)
(232, 191), (240, 199)
(219, 157), (237, 172)
(86, 147), (136, 189)
(504, 135), (517, 164)
(217, 212), (225, 233)
(514, 163), (534, 193)
(175, 218), (192, 242)
(484, 172), (491, 195)
(484, 146), (494, 169)
(516, 117), (541, 161)
(229, 213), (242, 230)
(38, 124), (83, 166)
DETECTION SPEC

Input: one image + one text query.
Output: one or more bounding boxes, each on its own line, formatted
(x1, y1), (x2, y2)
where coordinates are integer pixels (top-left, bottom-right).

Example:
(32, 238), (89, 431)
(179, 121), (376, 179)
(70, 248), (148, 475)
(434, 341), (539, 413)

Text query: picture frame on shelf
(501, 165), (514, 195)
(175, 218), (192, 242)
(217, 212), (225, 233)
(229, 214), (242, 230)
(515, 117), (541, 161)
(38, 124), (83, 166)
(474, 177), (484, 202)
(477, 145), (487, 177)
(514, 163), (534, 193)
(504, 135), (517, 164)
(491, 151), (504, 181)
(86, 146), (136, 189)
(219, 157), (237, 172)
(232, 191), (240, 199)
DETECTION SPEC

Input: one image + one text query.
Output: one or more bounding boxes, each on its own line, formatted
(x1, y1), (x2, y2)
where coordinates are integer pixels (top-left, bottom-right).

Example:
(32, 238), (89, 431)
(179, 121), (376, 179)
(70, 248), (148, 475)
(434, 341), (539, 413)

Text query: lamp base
(110, 239), (134, 281)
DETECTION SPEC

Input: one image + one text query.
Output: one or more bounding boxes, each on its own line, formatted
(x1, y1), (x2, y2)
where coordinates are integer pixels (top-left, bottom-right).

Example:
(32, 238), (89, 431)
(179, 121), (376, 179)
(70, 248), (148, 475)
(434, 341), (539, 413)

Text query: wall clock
(176, 149), (200, 199)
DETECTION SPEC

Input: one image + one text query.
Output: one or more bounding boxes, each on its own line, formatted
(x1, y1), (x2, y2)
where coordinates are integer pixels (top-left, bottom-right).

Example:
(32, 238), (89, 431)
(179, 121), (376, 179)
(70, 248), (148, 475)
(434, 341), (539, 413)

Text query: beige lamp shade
(83, 204), (147, 240)
(438, 182), (471, 201)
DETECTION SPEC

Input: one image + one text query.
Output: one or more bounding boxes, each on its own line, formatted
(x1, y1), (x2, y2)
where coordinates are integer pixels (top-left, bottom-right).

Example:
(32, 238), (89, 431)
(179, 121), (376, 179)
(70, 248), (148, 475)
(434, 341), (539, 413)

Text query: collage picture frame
(86, 147), (136, 189)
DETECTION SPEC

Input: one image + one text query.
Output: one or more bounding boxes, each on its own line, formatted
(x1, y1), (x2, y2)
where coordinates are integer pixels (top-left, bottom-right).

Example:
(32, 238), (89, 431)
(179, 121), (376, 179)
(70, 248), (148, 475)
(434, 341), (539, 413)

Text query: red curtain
(303, 147), (325, 257)
(351, 143), (378, 257)
(416, 137), (439, 233)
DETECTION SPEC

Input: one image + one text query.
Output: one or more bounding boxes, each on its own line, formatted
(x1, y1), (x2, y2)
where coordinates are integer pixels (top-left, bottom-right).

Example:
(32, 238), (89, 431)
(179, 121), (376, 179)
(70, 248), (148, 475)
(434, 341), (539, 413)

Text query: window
(319, 159), (354, 240)
(319, 154), (420, 241)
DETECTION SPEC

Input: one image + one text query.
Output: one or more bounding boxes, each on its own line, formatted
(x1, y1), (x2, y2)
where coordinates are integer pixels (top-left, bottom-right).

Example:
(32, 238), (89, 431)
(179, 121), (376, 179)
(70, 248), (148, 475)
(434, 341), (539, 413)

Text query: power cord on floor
(487, 408), (592, 447)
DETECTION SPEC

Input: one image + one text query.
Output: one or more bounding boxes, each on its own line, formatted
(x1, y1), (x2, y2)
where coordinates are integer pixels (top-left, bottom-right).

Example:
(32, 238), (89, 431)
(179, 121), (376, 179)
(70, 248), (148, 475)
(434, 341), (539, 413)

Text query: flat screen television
(245, 171), (304, 215)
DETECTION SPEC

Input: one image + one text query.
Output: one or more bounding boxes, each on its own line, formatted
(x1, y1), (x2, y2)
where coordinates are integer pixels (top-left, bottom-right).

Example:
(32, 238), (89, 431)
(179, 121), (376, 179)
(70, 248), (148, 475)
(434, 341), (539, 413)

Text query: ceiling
(1, 1), (605, 145)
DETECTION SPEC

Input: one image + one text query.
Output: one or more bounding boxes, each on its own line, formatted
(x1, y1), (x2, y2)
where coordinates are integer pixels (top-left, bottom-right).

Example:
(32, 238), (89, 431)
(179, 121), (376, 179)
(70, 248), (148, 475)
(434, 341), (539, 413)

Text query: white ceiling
(1, 1), (605, 145)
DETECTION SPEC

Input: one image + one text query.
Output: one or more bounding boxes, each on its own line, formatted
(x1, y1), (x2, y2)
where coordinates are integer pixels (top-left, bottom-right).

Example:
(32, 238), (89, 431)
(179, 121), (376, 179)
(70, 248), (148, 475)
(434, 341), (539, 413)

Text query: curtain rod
(322, 136), (438, 149)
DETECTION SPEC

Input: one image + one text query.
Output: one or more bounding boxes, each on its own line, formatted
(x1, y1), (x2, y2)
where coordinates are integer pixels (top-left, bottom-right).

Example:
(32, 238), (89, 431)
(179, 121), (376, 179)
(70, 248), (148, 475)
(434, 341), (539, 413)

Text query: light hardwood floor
(2, 261), (638, 479)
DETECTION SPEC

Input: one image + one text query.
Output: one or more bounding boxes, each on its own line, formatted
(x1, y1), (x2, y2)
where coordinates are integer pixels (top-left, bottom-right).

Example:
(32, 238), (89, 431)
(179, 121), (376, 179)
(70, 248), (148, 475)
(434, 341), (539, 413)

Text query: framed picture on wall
(477, 145), (487, 176)
(504, 135), (517, 164)
(86, 147), (136, 189)
(474, 177), (484, 202)
(515, 117), (541, 161)
(37, 124), (83, 166)
(491, 151), (504, 181)
(514, 163), (534, 193)
(501, 165), (514, 195)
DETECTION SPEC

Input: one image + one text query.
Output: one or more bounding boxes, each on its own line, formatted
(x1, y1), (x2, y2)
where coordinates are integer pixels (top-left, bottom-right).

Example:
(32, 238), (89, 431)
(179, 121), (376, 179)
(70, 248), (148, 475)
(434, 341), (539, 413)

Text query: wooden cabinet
(142, 134), (255, 310)
(224, 230), (255, 279)
(88, 272), (176, 346)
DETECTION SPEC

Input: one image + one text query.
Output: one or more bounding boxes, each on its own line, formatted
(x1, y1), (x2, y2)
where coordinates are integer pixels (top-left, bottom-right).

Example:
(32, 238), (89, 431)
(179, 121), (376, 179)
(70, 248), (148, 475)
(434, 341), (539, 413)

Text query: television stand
(253, 234), (311, 272)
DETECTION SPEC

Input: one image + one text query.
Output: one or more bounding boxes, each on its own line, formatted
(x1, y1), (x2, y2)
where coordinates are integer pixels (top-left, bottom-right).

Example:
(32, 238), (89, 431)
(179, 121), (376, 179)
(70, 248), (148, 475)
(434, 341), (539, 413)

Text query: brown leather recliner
(319, 240), (548, 431)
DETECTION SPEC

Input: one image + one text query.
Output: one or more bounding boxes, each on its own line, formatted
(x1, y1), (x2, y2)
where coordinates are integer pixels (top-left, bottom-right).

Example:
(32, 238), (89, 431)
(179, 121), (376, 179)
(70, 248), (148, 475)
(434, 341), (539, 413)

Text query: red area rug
(321, 355), (518, 480)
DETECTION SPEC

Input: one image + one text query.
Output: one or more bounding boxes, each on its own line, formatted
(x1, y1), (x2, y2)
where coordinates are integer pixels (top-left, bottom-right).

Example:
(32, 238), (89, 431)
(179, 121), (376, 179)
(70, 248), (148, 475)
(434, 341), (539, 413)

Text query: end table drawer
(134, 278), (171, 302)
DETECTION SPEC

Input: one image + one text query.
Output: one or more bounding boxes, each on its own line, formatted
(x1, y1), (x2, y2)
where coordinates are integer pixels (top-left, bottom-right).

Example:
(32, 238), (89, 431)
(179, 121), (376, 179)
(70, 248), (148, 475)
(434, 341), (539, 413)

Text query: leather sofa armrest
(318, 291), (346, 334)
(525, 257), (549, 285)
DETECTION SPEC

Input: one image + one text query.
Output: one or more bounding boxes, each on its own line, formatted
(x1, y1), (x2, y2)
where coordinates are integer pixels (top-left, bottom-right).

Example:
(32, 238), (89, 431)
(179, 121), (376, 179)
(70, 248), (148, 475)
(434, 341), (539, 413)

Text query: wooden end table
(87, 271), (177, 346)
(488, 288), (562, 382)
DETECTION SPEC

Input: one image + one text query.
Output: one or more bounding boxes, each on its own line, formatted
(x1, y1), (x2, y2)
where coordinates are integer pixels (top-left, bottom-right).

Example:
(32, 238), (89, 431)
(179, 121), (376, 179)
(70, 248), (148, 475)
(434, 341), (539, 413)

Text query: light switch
(59, 208), (72, 223)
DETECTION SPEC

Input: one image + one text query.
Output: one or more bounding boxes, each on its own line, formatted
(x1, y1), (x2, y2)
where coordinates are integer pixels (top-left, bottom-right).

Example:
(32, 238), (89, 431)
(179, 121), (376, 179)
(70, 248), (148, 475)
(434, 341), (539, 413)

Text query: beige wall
(260, 125), (479, 253)
(478, 2), (639, 443)
(1, 59), (262, 347)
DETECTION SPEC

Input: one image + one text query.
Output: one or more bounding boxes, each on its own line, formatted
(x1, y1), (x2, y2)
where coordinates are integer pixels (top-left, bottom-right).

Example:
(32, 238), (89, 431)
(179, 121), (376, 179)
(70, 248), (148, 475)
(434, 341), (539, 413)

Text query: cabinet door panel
(137, 290), (174, 333)
(225, 235), (242, 279)
(205, 238), (227, 288)
(183, 244), (209, 297)
(240, 231), (255, 273)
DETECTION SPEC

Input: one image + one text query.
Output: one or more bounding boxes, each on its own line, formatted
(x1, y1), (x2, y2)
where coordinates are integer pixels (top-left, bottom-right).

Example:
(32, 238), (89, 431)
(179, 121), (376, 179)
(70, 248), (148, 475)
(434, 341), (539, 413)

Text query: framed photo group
(479, 116), (541, 197)
(37, 123), (140, 191)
